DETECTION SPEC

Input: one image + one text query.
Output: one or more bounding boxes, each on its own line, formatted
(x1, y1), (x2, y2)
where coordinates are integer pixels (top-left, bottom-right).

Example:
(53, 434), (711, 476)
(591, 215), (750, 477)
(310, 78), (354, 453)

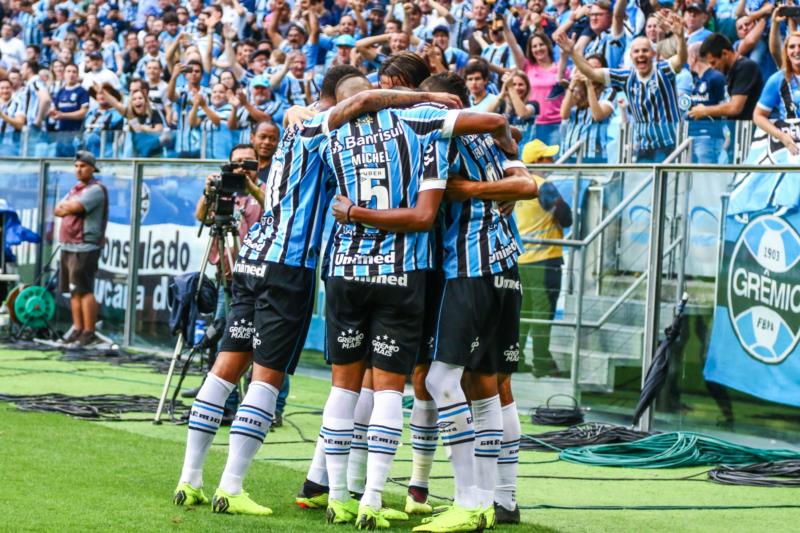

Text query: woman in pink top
(509, 31), (568, 147)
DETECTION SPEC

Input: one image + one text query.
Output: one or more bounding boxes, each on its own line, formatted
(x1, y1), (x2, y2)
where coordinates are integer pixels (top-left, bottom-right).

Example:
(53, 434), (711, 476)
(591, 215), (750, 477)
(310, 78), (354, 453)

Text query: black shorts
(325, 272), (425, 376)
(59, 249), (101, 294)
(416, 269), (444, 366)
(218, 260), (315, 374)
(433, 266), (522, 375)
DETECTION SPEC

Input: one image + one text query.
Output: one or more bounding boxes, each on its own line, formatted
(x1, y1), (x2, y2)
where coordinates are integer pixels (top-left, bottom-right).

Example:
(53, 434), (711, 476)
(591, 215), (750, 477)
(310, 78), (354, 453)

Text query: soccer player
(556, 13), (687, 163)
(407, 72), (538, 531)
(172, 64), (463, 516)
(316, 73), (518, 530)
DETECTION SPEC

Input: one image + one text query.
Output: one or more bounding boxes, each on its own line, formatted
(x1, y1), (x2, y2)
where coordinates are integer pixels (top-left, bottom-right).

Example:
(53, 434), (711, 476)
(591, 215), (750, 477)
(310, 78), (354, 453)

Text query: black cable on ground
(521, 423), (651, 452)
(530, 394), (584, 426)
(708, 460), (800, 487)
(0, 393), (167, 420)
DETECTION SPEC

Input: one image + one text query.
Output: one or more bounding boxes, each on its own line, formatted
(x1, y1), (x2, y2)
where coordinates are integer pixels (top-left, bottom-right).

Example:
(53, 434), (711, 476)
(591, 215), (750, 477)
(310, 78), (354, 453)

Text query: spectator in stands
(83, 83), (124, 158)
(481, 12), (516, 77)
(753, 32), (800, 155)
(190, 83), (234, 160)
(100, 83), (167, 157)
(229, 74), (283, 144)
(557, 0), (626, 69)
(430, 25), (468, 73)
(49, 63), (89, 157)
(493, 70), (539, 153)
(695, 33), (764, 121)
(560, 54), (616, 163)
(684, 3), (713, 45)
(0, 77), (25, 156)
(167, 59), (209, 157)
(510, 30), (566, 146)
(558, 13), (687, 162)
(270, 50), (322, 106)
(686, 43), (729, 163)
(464, 58), (500, 111)
(81, 51), (121, 91)
(0, 22), (26, 69)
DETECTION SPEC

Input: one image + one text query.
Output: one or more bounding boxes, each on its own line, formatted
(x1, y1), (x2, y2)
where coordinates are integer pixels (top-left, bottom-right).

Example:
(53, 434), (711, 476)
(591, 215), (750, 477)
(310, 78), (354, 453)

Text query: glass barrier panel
(131, 161), (220, 351)
(652, 170), (800, 447)
(43, 160), (134, 342)
(0, 159), (42, 284)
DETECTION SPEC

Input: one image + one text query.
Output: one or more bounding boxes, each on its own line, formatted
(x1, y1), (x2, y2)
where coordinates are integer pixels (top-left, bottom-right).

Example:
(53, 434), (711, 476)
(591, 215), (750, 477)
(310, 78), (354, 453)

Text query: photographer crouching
(187, 142), (268, 419)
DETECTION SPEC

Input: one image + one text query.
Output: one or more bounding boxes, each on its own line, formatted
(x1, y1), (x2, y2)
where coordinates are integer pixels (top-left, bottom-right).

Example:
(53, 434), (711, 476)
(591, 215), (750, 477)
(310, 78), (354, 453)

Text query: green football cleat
(355, 504), (391, 530)
(380, 506), (409, 521)
(295, 480), (329, 509)
(325, 498), (358, 524)
(482, 504), (496, 530)
(405, 487), (434, 515)
(412, 505), (486, 532)
(211, 488), (273, 515)
(173, 482), (208, 506)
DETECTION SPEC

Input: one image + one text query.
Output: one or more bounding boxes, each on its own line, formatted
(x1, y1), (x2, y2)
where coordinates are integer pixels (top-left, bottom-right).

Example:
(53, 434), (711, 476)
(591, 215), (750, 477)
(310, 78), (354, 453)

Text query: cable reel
(8, 285), (56, 329)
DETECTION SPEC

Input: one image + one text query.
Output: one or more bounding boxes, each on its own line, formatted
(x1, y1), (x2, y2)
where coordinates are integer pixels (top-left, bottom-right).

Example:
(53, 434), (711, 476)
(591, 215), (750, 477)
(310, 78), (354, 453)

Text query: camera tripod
(153, 214), (242, 424)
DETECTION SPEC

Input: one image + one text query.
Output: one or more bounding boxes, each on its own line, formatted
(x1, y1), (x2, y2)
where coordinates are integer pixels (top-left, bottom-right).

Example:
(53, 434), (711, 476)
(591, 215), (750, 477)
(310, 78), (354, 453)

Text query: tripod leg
(154, 332), (185, 424)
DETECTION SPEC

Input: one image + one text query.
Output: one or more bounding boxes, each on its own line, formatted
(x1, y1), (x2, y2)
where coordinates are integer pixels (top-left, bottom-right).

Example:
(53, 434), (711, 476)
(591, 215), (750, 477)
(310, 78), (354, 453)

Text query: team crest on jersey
(355, 115), (373, 128)
(228, 319), (255, 340)
(470, 337), (480, 353)
(504, 343), (520, 362)
(337, 329), (365, 350)
(372, 334), (400, 357)
(727, 215), (800, 364)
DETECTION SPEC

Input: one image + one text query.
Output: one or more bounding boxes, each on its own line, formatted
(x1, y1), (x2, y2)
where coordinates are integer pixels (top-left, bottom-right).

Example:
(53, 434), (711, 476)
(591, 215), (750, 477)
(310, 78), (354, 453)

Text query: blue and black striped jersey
(605, 61), (680, 151)
(238, 110), (334, 269)
(320, 105), (460, 278)
(440, 134), (524, 279)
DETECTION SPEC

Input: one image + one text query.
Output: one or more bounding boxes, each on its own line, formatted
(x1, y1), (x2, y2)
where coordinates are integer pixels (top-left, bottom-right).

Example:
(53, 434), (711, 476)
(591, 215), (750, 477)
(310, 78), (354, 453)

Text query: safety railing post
(34, 159), (48, 279)
(639, 165), (669, 432)
(570, 246), (587, 404)
(123, 160), (143, 348)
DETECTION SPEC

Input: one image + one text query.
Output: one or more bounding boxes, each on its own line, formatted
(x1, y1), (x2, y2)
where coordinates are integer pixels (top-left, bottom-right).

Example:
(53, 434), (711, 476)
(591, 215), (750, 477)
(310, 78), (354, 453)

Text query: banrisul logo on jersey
(727, 215), (800, 364)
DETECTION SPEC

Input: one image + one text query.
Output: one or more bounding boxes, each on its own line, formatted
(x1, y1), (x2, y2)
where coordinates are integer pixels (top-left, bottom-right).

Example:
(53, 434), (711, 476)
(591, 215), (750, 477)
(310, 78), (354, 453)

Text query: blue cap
(432, 25), (450, 35)
(334, 34), (357, 48)
(251, 74), (271, 89)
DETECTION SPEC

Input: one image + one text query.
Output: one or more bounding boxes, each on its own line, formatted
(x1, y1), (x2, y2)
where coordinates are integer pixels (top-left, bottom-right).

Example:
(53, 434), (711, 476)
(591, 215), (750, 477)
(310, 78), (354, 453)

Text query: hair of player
(321, 65), (363, 100)
(229, 143), (256, 160)
(699, 33), (733, 59)
(252, 119), (279, 136)
(378, 51), (431, 89)
(420, 72), (470, 108)
(464, 58), (490, 80)
(334, 73), (372, 101)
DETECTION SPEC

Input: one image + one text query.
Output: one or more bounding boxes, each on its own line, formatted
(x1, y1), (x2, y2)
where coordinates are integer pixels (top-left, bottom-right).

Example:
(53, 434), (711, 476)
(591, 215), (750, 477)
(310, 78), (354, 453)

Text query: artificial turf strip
(2, 348), (800, 532)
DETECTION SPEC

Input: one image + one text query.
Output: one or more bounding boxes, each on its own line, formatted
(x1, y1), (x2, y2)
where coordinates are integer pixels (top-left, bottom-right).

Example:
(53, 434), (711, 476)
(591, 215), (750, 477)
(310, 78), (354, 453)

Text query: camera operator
(186, 144), (266, 409)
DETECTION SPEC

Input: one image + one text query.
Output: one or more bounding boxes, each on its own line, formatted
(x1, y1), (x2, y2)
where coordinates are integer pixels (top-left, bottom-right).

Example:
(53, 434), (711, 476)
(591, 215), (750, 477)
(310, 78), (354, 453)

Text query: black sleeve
(729, 60), (761, 96)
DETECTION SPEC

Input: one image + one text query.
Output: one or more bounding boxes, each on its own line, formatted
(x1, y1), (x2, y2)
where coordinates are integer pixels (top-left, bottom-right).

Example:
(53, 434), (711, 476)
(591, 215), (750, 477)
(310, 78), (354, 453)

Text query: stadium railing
(1, 150), (798, 447)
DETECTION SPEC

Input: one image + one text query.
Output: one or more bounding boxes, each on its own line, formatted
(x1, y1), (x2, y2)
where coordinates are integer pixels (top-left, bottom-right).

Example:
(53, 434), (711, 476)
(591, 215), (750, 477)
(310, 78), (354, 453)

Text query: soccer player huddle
(173, 52), (539, 532)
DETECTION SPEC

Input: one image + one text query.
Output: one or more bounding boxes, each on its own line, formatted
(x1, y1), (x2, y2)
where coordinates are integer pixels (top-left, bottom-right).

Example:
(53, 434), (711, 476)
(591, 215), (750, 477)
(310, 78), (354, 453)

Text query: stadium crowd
(0, 0), (797, 164)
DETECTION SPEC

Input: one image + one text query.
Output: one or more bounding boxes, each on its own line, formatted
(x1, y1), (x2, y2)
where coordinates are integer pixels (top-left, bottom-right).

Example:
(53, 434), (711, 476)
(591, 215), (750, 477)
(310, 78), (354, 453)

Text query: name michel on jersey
(330, 124), (403, 154)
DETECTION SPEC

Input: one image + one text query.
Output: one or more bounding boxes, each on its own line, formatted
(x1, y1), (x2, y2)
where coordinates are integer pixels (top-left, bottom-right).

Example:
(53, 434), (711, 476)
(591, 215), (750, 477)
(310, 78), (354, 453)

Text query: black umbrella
(631, 293), (690, 426)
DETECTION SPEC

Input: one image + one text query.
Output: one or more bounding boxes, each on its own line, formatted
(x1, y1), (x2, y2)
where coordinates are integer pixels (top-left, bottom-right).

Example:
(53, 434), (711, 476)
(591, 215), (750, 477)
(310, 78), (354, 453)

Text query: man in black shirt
(692, 33), (763, 121)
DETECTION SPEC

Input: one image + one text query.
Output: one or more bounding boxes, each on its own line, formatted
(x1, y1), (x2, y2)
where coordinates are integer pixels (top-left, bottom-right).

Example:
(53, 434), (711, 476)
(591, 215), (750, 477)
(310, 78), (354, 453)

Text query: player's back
(441, 134), (523, 279)
(321, 106), (453, 277)
(239, 112), (333, 270)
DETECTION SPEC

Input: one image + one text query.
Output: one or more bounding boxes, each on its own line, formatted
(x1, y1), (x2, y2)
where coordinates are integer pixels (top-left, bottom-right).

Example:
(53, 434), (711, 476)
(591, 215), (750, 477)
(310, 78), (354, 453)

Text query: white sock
(472, 395), (503, 509)
(322, 386), (360, 502)
(361, 390), (403, 510)
(496, 402), (521, 510)
(218, 381), (278, 494)
(426, 362), (477, 508)
(307, 435), (329, 486)
(409, 398), (439, 489)
(180, 373), (234, 487)
(348, 387), (373, 495)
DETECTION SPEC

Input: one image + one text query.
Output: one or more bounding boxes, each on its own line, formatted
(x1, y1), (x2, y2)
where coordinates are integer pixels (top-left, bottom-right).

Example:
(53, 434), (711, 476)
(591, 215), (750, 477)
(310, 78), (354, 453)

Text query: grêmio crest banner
(704, 122), (800, 407)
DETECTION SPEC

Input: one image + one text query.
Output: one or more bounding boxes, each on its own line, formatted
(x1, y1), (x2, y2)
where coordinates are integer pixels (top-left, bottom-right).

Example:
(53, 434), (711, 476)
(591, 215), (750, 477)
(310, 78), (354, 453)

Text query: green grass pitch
(1, 347), (799, 532)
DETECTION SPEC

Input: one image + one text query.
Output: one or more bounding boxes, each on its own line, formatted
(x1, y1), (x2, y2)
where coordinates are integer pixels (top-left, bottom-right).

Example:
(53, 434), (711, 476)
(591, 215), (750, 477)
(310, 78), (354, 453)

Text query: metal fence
(2, 154), (799, 447)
